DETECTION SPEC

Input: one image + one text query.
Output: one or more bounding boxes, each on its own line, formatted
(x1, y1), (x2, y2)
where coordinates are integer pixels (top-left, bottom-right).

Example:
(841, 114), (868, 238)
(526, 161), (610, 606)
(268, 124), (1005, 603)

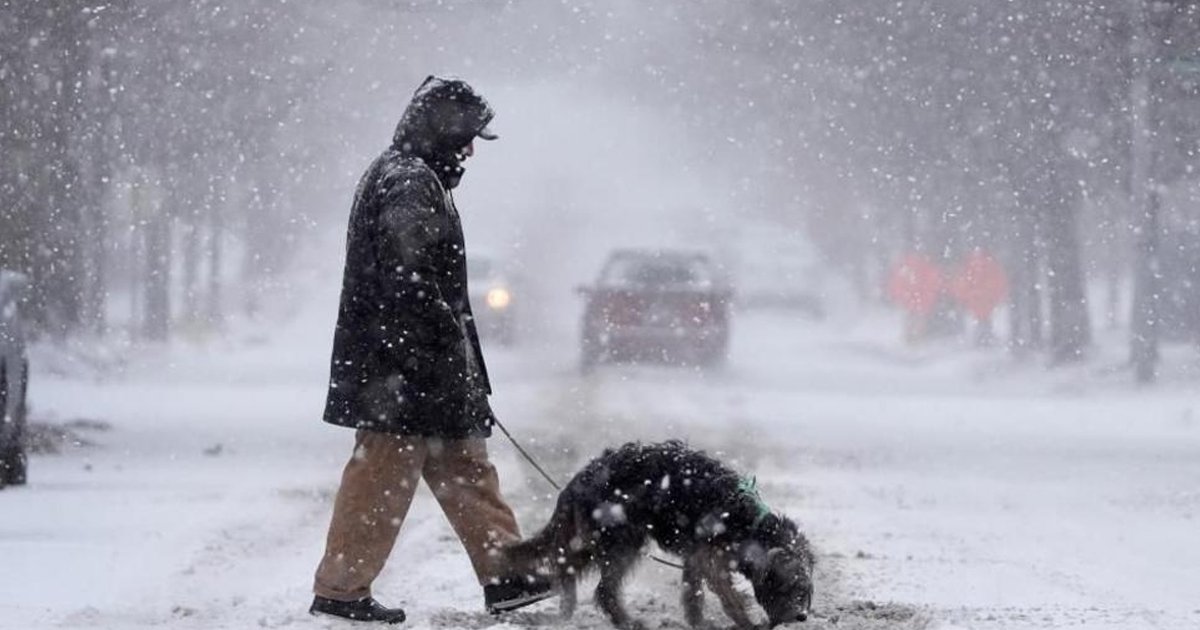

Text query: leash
(492, 417), (686, 571)
(493, 416), (562, 492)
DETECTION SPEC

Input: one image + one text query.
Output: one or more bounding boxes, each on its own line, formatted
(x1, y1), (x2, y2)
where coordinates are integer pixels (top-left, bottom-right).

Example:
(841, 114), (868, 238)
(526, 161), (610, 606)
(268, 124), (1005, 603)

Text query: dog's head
(740, 515), (815, 625)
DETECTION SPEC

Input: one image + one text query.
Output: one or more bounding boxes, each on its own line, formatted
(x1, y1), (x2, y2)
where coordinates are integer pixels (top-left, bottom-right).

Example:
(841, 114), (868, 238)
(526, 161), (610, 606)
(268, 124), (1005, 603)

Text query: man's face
(457, 139), (475, 162)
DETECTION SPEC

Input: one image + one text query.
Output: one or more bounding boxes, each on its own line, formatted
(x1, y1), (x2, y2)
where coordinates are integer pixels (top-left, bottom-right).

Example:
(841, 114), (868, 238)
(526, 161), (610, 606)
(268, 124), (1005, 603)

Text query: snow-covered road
(3, 308), (1198, 630)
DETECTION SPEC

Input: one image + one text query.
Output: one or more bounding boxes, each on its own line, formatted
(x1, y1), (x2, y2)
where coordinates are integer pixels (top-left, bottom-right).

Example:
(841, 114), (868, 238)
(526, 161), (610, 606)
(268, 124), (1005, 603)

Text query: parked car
(733, 222), (825, 319)
(577, 249), (732, 369)
(0, 270), (30, 488)
(468, 255), (518, 346)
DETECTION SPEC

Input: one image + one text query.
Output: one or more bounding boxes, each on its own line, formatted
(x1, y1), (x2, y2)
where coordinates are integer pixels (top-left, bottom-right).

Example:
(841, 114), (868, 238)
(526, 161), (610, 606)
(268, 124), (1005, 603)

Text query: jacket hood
(392, 76), (496, 158)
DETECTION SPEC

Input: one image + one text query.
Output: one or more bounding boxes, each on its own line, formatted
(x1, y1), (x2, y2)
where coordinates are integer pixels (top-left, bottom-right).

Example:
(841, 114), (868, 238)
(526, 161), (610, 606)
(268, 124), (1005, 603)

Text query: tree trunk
(206, 192), (224, 327)
(1008, 201), (1043, 355)
(1131, 188), (1161, 383)
(182, 219), (200, 317)
(1042, 185), (1091, 364)
(1128, 0), (1159, 383)
(142, 209), (171, 342)
(37, 5), (89, 335)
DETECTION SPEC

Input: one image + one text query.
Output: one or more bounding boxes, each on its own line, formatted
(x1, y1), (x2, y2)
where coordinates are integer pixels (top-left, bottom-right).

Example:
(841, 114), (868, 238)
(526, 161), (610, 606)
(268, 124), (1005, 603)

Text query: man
(310, 76), (552, 624)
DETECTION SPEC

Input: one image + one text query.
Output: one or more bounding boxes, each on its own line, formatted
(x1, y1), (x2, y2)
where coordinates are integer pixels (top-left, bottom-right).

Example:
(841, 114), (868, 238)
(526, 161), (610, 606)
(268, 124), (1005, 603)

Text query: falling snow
(2, 2), (1199, 630)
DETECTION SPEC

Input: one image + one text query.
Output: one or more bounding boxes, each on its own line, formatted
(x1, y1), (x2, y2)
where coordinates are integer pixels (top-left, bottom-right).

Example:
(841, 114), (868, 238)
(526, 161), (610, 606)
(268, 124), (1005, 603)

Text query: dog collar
(737, 476), (772, 527)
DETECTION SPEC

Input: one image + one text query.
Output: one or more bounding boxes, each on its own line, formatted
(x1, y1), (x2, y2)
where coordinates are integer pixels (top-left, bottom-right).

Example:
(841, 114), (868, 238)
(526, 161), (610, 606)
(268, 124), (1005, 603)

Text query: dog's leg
(557, 511), (584, 620)
(559, 571), (577, 619)
(681, 552), (708, 628)
(595, 554), (644, 630)
(700, 554), (756, 630)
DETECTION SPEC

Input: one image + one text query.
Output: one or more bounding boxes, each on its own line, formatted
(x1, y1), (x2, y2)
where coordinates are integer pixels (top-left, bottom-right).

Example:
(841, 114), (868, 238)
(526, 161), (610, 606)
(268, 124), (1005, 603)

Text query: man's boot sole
(487, 589), (556, 615)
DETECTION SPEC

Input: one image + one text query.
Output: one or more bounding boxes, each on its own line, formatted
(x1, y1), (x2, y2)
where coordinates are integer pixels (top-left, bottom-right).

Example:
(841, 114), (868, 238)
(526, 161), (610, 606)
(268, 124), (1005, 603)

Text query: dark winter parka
(323, 77), (497, 438)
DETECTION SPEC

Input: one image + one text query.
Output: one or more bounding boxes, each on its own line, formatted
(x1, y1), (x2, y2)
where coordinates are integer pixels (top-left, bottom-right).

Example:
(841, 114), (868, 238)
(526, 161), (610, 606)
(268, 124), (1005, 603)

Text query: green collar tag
(738, 476), (772, 527)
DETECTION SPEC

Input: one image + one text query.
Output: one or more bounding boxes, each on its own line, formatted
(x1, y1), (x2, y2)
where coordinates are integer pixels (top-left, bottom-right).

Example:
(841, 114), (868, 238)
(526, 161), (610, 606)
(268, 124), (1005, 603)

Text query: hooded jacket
(323, 77), (496, 438)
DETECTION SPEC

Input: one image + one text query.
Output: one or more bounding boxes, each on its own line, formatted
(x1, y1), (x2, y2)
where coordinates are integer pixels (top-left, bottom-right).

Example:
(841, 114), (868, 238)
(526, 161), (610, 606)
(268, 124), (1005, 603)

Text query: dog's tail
(500, 504), (579, 577)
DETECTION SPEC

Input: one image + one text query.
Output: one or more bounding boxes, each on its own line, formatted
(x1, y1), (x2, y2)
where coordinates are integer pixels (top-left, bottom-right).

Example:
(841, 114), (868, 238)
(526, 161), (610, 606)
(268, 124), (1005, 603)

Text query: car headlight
(486, 287), (511, 310)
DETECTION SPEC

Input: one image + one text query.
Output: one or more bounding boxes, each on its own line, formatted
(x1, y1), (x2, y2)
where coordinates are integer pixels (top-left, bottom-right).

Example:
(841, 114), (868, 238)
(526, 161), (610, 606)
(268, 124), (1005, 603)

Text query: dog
(502, 441), (814, 629)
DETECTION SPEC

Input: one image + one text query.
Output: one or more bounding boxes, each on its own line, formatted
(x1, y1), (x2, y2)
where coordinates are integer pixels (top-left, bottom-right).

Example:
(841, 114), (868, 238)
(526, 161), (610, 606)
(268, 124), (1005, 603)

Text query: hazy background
(3, 0), (1200, 377)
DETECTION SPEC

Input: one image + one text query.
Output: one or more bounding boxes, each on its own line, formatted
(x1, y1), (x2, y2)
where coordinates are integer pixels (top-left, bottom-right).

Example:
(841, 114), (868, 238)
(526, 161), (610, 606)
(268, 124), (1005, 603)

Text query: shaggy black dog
(503, 441), (814, 629)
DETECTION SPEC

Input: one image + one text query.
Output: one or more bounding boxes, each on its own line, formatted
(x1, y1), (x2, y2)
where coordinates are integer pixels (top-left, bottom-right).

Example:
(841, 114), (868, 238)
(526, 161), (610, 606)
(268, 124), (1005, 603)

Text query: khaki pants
(313, 430), (521, 601)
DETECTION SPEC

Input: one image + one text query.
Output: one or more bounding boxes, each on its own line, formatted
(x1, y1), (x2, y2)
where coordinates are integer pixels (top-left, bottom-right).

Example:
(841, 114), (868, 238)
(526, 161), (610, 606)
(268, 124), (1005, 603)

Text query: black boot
(484, 574), (555, 614)
(309, 595), (406, 624)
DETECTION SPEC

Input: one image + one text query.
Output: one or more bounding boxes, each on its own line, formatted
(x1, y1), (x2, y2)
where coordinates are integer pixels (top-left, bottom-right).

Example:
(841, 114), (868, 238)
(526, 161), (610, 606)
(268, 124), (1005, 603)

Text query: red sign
(887, 253), (943, 316)
(949, 249), (1009, 320)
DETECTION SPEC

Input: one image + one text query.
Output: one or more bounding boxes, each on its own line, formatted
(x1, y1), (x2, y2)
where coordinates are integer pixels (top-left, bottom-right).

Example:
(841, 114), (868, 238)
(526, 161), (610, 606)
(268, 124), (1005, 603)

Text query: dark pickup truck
(577, 249), (731, 370)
